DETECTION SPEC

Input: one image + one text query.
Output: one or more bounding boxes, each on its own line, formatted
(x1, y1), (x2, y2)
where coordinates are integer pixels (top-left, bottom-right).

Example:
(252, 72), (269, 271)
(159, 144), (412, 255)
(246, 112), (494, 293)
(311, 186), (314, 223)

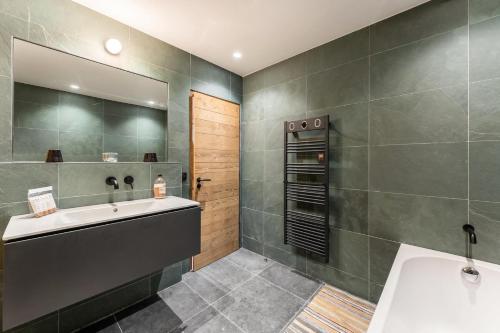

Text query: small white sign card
(28, 186), (57, 217)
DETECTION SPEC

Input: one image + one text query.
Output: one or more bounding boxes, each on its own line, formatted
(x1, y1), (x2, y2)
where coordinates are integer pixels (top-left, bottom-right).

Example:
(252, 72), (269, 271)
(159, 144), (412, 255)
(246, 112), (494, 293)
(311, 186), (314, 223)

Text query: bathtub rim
(367, 243), (500, 332)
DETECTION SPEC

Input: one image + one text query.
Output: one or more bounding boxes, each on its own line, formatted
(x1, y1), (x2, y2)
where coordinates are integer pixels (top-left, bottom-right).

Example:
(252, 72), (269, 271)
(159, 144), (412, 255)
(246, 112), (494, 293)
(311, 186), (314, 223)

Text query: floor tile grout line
(113, 314), (123, 333)
(279, 281), (325, 333)
(226, 252), (313, 303)
(213, 309), (248, 333)
(219, 252), (323, 331)
(178, 272), (250, 333)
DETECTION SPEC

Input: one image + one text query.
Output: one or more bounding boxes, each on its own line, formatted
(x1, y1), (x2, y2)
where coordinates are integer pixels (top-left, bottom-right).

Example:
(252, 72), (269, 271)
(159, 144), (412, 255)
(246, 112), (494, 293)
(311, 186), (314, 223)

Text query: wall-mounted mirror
(12, 39), (169, 162)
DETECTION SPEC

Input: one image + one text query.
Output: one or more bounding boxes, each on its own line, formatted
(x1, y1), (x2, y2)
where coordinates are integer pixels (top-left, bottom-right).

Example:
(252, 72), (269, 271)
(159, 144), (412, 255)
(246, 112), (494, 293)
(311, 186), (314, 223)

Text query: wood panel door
(190, 91), (240, 270)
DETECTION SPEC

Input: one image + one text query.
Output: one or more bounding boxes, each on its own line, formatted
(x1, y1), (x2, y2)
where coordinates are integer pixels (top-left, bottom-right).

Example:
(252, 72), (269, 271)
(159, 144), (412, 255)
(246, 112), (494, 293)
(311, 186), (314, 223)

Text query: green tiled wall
(241, 0), (500, 303)
(0, 0), (242, 331)
(13, 83), (168, 162)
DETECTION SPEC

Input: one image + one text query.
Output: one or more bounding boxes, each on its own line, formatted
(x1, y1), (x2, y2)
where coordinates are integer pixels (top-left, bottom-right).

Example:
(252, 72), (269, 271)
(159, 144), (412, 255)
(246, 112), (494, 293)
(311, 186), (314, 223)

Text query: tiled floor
(81, 248), (322, 333)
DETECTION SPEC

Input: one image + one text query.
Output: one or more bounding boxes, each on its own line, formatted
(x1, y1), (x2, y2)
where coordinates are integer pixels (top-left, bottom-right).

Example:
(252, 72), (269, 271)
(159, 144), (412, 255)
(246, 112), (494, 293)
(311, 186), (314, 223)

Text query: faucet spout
(463, 224), (477, 244)
(463, 224), (477, 258)
(106, 176), (119, 190)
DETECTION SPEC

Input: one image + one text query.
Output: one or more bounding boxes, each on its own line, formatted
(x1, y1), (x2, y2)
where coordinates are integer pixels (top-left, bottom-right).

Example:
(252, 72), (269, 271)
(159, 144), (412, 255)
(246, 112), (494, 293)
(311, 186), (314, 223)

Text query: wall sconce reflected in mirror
(105, 38), (122, 55)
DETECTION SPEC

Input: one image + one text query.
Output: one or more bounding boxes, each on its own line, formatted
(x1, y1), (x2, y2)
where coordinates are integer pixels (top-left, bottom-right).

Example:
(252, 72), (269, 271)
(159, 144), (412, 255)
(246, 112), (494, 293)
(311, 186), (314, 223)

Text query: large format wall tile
(263, 245), (307, 271)
(306, 28), (369, 74)
(370, 0), (467, 53)
(371, 27), (468, 99)
(470, 78), (500, 141)
(263, 181), (283, 215)
(242, 235), (263, 255)
(330, 188), (368, 234)
(327, 228), (369, 278)
(370, 143), (467, 198)
(307, 58), (368, 110)
(262, 78), (306, 121)
(469, 200), (500, 264)
(0, 163), (58, 204)
(470, 16), (500, 82)
(369, 192), (467, 255)
(309, 103), (368, 148)
(59, 163), (150, 197)
(470, 141), (500, 201)
(469, 0), (500, 24)
(242, 121), (264, 152)
(13, 127), (58, 161)
(370, 85), (467, 145)
(306, 260), (369, 299)
(369, 237), (400, 285)
(241, 180), (263, 211)
(263, 213), (291, 252)
(242, 207), (264, 242)
(242, 151), (264, 181)
(243, 54), (306, 95)
(264, 149), (283, 181)
(242, 90), (266, 122)
(0, 12), (28, 77)
(330, 146), (368, 190)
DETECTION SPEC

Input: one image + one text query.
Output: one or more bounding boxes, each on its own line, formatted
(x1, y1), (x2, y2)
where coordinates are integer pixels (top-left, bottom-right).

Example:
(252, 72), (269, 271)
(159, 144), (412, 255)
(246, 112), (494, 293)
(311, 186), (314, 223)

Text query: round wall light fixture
(105, 38), (122, 55)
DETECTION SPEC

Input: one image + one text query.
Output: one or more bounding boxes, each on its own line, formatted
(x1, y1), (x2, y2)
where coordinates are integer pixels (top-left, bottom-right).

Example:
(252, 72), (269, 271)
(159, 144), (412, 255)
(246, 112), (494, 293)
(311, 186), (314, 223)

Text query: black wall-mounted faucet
(463, 224), (477, 259)
(463, 224), (477, 244)
(124, 176), (134, 189)
(106, 176), (119, 190)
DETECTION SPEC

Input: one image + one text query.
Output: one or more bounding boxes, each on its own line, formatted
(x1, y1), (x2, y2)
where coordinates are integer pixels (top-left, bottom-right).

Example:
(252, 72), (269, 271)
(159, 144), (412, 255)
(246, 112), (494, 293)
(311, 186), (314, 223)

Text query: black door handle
(196, 177), (211, 189)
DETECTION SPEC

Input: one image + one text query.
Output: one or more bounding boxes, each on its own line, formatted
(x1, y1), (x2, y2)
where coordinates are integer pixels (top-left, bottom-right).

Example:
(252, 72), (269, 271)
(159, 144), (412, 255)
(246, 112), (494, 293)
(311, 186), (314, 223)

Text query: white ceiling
(14, 39), (168, 109)
(73, 0), (429, 76)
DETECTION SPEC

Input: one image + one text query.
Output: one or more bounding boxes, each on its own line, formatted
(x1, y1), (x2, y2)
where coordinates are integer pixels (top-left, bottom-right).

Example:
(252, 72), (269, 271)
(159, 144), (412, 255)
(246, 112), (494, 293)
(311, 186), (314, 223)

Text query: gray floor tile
(198, 258), (253, 291)
(259, 263), (321, 300)
(182, 272), (228, 303)
(158, 282), (209, 321)
(225, 248), (274, 274)
(116, 296), (182, 333)
(214, 276), (304, 333)
(172, 306), (243, 333)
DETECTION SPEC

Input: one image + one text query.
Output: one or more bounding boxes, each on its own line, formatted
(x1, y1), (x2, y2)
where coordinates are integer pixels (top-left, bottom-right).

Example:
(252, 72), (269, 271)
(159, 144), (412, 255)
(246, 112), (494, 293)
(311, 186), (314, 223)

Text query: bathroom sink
(3, 197), (200, 241)
(63, 200), (155, 224)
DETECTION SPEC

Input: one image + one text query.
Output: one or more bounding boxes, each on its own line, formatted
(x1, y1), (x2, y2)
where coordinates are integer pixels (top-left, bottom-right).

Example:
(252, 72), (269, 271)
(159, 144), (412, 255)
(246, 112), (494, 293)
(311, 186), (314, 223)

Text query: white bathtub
(368, 244), (500, 333)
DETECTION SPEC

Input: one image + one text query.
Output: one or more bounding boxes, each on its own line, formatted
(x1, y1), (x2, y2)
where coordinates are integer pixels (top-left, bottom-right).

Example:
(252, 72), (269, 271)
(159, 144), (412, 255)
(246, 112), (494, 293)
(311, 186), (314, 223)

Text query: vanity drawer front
(3, 206), (201, 330)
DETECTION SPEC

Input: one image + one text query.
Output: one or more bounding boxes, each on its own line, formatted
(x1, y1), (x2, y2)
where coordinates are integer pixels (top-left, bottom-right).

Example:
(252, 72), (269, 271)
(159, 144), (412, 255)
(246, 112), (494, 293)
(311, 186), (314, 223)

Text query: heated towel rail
(284, 116), (329, 260)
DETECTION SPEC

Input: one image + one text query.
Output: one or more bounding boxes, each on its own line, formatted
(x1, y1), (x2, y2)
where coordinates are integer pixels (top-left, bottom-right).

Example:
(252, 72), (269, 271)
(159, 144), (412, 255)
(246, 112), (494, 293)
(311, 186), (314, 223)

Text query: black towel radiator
(284, 116), (329, 260)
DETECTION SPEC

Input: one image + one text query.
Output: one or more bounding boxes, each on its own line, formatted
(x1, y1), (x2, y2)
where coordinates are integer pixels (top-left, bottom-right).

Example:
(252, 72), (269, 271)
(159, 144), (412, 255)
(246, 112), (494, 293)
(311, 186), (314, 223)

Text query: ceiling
(73, 0), (429, 76)
(14, 39), (168, 110)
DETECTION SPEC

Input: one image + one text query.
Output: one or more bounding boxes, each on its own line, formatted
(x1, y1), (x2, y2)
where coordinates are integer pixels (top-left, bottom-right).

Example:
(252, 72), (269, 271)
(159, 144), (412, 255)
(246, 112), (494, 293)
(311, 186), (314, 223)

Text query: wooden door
(190, 91), (240, 270)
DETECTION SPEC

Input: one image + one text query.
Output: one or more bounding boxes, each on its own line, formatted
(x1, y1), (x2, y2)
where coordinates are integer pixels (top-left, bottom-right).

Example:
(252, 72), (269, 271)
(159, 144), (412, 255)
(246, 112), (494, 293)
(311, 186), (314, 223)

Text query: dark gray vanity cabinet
(3, 206), (201, 330)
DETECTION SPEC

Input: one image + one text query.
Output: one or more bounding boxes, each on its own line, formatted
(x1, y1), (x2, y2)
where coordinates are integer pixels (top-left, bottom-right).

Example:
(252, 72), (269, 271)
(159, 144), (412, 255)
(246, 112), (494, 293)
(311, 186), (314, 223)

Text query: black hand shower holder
(284, 116), (330, 261)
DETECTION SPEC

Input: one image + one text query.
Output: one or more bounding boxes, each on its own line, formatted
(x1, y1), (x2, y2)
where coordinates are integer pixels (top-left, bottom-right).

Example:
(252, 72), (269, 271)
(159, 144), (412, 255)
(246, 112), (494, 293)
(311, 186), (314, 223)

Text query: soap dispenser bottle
(153, 174), (166, 199)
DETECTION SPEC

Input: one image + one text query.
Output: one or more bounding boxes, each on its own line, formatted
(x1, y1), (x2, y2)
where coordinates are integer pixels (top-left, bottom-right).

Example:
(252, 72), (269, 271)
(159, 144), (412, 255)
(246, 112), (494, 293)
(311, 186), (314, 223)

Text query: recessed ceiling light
(233, 51), (242, 59)
(105, 38), (122, 55)
(69, 84), (80, 90)
(147, 101), (155, 105)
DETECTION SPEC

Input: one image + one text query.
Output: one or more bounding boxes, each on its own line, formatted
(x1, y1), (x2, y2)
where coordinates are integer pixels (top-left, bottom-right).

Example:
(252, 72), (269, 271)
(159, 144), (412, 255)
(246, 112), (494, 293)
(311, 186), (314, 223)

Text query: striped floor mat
(285, 284), (376, 333)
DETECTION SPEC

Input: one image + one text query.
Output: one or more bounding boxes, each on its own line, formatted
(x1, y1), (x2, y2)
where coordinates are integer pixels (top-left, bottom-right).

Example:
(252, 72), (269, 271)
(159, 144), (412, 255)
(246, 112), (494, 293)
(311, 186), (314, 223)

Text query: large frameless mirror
(12, 39), (168, 162)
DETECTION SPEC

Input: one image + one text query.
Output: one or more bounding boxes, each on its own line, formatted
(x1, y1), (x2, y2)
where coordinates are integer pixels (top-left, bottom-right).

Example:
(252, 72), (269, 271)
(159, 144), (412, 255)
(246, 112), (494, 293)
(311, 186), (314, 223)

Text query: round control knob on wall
(314, 118), (321, 128)
(288, 122), (295, 131)
(301, 121), (307, 129)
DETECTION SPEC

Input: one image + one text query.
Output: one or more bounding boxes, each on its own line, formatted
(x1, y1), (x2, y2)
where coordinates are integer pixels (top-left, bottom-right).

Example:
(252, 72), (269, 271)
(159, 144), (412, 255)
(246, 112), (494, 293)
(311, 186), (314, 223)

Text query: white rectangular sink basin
(3, 197), (200, 241)
(63, 200), (156, 224)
